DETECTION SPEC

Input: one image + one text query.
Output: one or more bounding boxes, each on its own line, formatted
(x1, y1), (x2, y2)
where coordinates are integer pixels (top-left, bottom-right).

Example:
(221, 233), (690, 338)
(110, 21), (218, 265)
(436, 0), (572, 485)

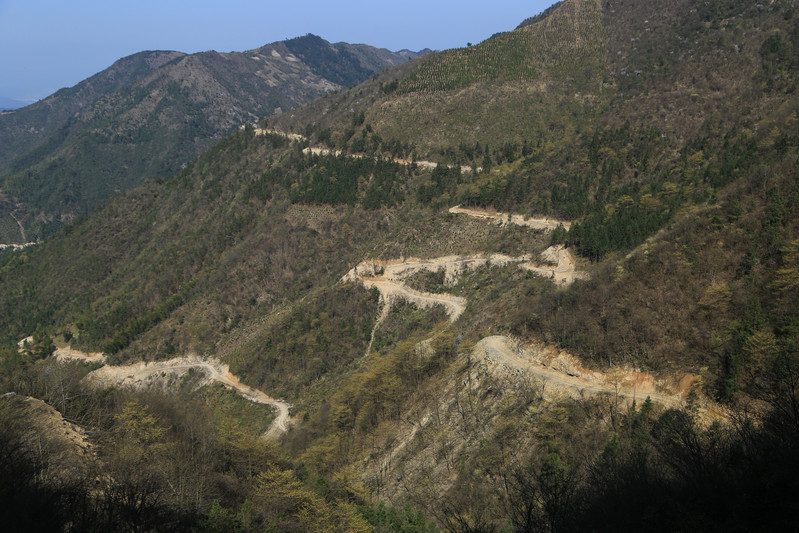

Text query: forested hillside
(1, 0), (798, 530)
(0, 35), (425, 243)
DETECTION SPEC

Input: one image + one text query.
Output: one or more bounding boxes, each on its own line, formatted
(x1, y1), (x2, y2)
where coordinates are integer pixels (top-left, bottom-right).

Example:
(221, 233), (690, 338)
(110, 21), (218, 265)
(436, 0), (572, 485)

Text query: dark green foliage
(291, 152), (406, 208)
(507, 452), (580, 533)
(229, 284), (379, 398)
(548, 118), (795, 260)
(200, 501), (243, 532)
(719, 299), (769, 399)
(566, 202), (674, 261)
(381, 80), (399, 94)
(758, 28), (799, 91)
(398, 30), (540, 93)
(417, 164), (461, 206)
(573, 403), (799, 532)
(101, 277), (198, 354)
(360, 502), (439, 533)
(531, 150), (799, 377)
(284, 34), (375, 88)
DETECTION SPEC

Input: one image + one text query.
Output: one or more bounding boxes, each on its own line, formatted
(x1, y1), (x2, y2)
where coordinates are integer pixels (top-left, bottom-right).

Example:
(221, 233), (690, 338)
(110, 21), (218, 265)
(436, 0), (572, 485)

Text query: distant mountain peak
(0, 36), (422, 242)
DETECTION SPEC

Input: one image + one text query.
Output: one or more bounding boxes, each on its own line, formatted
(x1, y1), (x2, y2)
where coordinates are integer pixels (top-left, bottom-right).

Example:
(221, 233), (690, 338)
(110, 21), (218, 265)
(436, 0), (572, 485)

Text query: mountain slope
(0, 35), (425, 242)
(1, 0), (799, 529)
(0, 50), (184, 171)
(1, 0), (796, 419)
(275, 0), (607, 157)
(272, 0), (798, 257)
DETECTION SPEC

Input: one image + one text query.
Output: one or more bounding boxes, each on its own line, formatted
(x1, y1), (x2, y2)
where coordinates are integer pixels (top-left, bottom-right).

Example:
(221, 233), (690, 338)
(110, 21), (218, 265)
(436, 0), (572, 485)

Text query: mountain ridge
(0, 35), (427, 242)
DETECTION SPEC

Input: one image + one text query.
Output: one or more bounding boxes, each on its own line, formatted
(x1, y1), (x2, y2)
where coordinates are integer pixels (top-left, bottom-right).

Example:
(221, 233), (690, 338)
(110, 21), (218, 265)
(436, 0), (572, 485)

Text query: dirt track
(253, 127), (477, 173)
(302, 146), (477, 173)
(343, 249), (586, 363)
(360, 278), (468, 321)
(521, 245), (588, 285)
(342, 254), (525, 324)
(476, 336), (692, 409)
(343, 248), (585, 322)
(0, 242), (36, 252)
(70, 353), (290, 439)
(55, 346), (105, 364)
(448, 205), (571, 231)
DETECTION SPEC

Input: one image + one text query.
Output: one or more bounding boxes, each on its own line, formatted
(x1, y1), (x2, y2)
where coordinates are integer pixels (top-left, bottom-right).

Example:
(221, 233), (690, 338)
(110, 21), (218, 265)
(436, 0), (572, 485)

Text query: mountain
(0, 51), (185, 175)
(1, 0), (799, 529)
(273, 0), (607, 158)
(0, 35), (426, 242)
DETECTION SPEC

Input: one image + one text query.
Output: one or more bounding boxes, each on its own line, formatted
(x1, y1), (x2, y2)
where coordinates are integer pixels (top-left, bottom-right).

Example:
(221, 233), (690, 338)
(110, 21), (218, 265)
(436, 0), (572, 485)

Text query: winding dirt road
(448, 205), (571, 231)
(342, 254), (528, 324)
(360, 278), (468, 321)
(475, 336), (692, 410)
(252, 127), (477, 173)
(58, 349), (290, 439)
(343, 250), (586, 362)
(343, 248), (584, 324)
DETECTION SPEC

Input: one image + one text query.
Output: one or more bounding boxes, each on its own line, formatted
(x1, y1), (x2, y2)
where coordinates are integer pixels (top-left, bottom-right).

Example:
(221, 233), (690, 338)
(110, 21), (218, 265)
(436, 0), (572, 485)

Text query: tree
(104, 400), (172, 527)
(252, 466), (371, 532)
(772, 239), (799, 299)
(507, 453), (579, 533)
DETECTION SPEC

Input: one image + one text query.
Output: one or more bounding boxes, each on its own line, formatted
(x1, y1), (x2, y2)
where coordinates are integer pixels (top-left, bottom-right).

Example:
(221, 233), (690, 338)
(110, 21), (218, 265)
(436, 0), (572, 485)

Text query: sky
(0, 0), (556, 102)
